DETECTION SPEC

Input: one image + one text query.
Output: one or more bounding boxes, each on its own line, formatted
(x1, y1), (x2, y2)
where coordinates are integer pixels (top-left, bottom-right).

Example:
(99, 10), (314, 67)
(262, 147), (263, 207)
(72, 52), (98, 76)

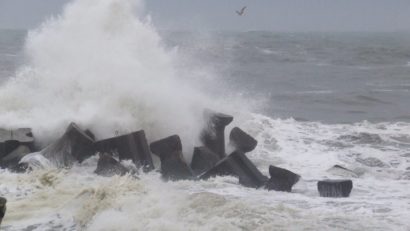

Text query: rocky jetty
(0, 109), (355, 204)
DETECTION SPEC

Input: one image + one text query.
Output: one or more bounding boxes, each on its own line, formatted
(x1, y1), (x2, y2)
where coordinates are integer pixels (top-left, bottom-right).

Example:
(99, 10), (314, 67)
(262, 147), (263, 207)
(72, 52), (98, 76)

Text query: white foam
(0, 0), (252, 153)
(1, 114), (410, 230)
(19, 152), (53, 170)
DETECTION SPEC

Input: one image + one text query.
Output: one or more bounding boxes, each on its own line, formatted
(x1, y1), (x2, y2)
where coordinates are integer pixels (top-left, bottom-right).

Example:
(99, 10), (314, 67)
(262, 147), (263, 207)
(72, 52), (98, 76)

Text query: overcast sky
(1, 0), (410, 31)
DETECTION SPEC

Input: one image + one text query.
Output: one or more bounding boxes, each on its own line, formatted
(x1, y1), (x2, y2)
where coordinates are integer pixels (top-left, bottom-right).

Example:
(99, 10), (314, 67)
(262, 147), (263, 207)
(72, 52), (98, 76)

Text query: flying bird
(236, 6), (247, 16)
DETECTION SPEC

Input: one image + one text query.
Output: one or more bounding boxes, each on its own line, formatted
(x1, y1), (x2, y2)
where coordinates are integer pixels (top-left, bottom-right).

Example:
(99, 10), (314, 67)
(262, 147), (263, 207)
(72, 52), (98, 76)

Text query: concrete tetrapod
(95, 130), (154, 172)
(200, 151), (268, 188)
(94, 153), (130, 177)
(229, 127), (257, 153)
(150, 135), (194, 181)
(317, 179), (353, 197)
(265, 165), (301, 192)
(41, 123), (95, 167)
(190, 146), (220, 175)
(200, 110), (233, 159)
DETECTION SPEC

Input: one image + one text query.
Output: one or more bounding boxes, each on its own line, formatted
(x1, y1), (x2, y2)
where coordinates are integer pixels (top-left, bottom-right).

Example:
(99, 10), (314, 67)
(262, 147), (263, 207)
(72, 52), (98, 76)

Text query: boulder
(0, 197), (5, 225)
(94, 153), (129, 177)
(200, 110), (233, 159)
(190, 146), (220, 175)
(0, 145), (31, 170)
(317, 179), (353, 197)
(265, 165), (300, 192)
(229, 127), (257, 153)
(41, 123), (95, 167)
(150, 135), (194, 181)
(95, 130), (154, 172)
(200, 151), (268, 188)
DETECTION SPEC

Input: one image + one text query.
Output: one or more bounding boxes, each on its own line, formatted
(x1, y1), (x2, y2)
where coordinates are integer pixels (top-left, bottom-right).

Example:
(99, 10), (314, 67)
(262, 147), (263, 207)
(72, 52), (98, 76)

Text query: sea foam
(0, 0), (250, 153)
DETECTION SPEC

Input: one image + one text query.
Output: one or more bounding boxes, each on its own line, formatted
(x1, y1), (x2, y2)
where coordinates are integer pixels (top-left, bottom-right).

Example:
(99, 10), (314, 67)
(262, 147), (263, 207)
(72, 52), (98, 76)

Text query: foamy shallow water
(1, 114), (410, 231)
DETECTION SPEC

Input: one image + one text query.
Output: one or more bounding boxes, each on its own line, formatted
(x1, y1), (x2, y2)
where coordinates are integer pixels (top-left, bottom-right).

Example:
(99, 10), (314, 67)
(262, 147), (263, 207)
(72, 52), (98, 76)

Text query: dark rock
(229, 127), (257, 153)
(0, 197), (6, 225)
(150, 135), (194, 181)
(0, 145), (31, 170)
(317, 179), (353, 197)
(94, 153), (129, 177)
(41, 123), (95, 167)
(95, 130), (154, 172)
(190, 146), (220, 175)
(200, 110), (233, 159)
(265, 165), (300, 192)
(200, 151), (268, 188)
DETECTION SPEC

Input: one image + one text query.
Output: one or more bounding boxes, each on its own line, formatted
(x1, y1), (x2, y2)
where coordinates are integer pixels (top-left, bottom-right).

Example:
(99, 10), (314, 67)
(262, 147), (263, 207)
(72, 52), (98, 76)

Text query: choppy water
(0, 0), (410, 230)
(161, 30), (410, 123)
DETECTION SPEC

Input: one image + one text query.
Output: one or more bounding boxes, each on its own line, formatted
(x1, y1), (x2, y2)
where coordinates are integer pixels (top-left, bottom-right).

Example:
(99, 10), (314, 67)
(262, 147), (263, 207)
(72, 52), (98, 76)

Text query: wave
(0, 0), (255, 151)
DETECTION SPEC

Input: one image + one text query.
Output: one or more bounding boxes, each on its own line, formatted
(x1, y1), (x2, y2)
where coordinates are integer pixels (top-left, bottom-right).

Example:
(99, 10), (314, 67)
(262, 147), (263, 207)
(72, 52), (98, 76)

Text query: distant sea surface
(163, 31), (410, 123)
(2, 30), (410, 123)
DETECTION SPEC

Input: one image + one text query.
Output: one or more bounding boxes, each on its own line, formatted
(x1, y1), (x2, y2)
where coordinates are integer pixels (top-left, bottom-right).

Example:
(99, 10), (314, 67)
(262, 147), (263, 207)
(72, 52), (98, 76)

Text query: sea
(0, 0), (409, 230)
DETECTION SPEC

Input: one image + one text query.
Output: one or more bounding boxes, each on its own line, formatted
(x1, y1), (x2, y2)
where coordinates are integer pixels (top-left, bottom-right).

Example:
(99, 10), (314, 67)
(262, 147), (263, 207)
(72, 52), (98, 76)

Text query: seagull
(236, 6), (247, 16)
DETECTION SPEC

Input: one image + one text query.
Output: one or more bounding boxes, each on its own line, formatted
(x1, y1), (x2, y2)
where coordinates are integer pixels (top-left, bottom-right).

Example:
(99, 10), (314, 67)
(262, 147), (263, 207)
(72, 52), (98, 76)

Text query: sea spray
(2, 0), (408, 230)
(0, 0), (252, 155)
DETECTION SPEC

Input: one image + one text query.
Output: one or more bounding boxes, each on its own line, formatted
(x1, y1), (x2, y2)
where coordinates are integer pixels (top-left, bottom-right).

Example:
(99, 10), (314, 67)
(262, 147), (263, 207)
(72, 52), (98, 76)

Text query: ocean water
(0, 0), (410, 230)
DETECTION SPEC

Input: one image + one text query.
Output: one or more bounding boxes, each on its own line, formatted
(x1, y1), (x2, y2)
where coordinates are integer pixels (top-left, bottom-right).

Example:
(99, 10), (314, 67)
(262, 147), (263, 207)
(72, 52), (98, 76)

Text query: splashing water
(0, 0), (247, 150)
